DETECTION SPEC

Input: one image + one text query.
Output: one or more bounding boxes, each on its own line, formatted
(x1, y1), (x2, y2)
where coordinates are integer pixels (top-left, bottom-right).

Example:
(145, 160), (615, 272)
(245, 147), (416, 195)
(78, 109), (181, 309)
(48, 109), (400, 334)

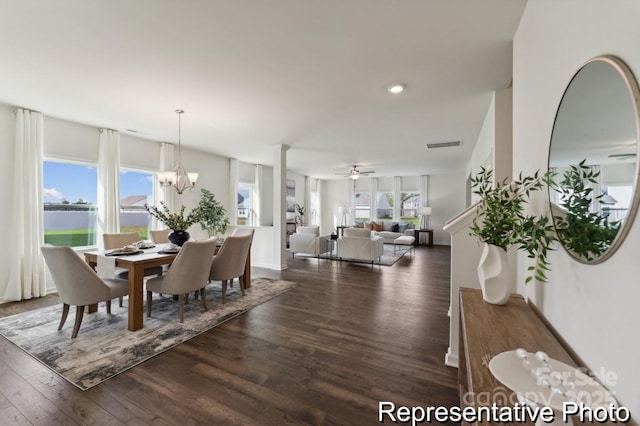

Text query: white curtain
(97, 129), (121, 249)
(254, 164), (263, 226)
(156, 142), (175, 229)
(229, 158), (239, 225)
(4, 109), (46, 301)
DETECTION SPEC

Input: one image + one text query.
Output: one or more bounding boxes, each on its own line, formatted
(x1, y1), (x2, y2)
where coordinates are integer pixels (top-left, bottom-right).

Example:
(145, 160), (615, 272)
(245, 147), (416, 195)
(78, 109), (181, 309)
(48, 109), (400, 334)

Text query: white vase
(477, 243), (511, 305)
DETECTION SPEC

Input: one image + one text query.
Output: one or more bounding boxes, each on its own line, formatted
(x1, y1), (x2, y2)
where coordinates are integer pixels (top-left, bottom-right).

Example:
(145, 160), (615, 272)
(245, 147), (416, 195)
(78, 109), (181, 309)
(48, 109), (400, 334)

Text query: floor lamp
(419, 207), (432, 230)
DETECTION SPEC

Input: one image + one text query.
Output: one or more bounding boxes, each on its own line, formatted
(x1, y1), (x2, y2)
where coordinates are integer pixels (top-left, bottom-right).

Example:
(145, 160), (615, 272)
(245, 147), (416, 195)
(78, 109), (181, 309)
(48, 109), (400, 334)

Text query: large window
(237, 182), (254, 226)
(43, 160), (98, 247)
(119, 169), (154, 239)
(400, 192), (420, 225)
(354, 191), (370, 221)
(376, 192), (393, 220)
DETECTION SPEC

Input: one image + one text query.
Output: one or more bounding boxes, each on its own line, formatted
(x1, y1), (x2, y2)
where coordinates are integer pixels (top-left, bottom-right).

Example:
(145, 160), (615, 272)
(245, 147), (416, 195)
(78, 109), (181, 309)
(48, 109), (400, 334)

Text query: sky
(43, 161), (153, 204)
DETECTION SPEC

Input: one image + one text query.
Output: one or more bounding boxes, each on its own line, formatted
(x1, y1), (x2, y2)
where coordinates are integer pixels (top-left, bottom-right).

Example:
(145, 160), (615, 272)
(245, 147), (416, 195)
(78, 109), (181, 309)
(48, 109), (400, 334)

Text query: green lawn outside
(44, 226), (148, 247)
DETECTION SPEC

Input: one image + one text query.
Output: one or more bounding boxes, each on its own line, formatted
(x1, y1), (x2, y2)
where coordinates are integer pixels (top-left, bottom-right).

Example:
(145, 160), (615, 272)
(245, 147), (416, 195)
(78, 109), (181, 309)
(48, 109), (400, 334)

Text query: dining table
(84, 241), (251, 331)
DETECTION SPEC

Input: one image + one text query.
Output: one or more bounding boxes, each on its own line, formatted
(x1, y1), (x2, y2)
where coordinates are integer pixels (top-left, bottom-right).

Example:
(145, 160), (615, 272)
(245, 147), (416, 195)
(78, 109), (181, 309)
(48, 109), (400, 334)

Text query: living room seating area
(336, 227), (384, 264)
(353, 220), (416, 244)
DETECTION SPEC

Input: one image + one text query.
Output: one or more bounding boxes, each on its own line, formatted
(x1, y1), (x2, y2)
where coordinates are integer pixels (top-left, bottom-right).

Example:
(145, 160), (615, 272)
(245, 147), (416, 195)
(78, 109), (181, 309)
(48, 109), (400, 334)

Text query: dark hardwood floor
(0, 245), (458, 425)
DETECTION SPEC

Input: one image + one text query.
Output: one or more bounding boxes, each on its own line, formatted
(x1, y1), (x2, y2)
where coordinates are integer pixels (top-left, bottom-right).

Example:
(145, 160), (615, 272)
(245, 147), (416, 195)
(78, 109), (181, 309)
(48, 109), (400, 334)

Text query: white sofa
(290, 226), (331, 258)
(355, 220), (416, 244)
(336, 228), (384, 264)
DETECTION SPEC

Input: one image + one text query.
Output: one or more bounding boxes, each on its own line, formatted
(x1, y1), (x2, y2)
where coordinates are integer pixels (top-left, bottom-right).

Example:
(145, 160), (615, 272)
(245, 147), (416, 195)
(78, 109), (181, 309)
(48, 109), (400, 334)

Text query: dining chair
(209, 232), (253, 301)
(41, 245), (129, 338)
(145, 238), (218, 322)
(150, 229), (170, 244)
(227, 227), (255, 288)
(103, 232), (163, 282)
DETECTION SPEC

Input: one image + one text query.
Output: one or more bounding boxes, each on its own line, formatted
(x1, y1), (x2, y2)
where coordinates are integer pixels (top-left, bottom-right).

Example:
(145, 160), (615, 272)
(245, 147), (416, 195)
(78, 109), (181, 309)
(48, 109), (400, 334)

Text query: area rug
(295, 243), (412, 266)
(0, 277), (297, 391)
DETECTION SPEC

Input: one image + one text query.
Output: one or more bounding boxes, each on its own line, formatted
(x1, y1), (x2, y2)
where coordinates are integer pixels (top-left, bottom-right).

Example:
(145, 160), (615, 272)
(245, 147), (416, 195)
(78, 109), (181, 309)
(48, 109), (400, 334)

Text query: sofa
(336, 227), (384, 264)
(354, 220), (416, 244)
(290, 226), (331, 258)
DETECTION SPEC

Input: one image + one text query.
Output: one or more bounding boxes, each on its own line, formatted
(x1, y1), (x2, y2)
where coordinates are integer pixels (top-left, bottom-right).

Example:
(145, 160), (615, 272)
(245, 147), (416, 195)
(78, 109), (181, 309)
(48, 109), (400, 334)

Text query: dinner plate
(105, 250), (144, 256)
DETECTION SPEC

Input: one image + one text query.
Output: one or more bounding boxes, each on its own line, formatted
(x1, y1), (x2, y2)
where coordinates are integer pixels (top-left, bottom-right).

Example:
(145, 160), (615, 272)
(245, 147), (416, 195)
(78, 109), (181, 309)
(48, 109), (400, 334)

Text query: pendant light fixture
(158, 109), (198, 194)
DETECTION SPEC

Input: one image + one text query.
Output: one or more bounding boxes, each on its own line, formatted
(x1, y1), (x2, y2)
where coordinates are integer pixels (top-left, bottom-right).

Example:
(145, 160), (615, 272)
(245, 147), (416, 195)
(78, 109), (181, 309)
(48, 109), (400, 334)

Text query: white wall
(429, 173), (466, 245)
(0, 104), (15, 299)
(514, 0), (640, 414)
(466, 93), (495, 183)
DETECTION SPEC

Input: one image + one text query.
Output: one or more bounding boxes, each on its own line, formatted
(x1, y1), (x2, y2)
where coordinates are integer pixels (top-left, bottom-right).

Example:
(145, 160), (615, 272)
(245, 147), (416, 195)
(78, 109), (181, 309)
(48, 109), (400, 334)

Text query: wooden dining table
(84, 242), (251, 331)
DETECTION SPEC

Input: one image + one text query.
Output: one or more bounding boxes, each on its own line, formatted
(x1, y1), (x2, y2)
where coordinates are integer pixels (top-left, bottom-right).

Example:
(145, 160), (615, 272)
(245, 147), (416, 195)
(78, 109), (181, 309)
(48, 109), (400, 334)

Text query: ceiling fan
(336, 165), (375, 180)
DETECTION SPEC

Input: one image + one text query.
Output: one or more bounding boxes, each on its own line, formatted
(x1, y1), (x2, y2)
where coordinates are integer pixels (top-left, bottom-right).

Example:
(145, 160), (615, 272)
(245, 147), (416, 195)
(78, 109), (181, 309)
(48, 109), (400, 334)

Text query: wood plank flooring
(0, 245), (458, 425)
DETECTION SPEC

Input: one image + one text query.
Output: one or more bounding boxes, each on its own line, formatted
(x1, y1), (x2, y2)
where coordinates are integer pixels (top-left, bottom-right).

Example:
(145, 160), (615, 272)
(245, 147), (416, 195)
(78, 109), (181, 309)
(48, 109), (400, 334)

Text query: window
(238, 183), (254, 226)
(354, 191), (371, 221)
(603, 185), (632, 221)
(376, 192), (393, 220)
(43, 160), (98, 247)
(119, 169), (154, 239)
(400, 192), (420, 226)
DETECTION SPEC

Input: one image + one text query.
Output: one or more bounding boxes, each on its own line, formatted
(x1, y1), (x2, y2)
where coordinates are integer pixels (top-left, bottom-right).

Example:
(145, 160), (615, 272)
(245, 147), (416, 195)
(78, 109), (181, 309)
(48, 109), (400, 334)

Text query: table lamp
(419, 206), (432, 230)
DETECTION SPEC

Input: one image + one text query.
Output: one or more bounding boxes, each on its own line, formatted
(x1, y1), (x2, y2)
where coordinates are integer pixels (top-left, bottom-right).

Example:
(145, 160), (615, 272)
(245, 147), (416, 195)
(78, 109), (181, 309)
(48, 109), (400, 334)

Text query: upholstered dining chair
(145, 238), (218, 322)
(103, 232), (163, 283)
(41, 245), (129, 338)
(209, 232), (253, 301)
(150, 229), (170, 244)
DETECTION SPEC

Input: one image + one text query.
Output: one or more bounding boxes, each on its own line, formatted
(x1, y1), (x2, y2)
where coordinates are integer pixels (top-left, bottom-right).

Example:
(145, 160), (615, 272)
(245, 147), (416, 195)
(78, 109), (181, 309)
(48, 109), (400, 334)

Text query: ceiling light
(387, 84), (406, 94)
(158, 110), (199, 194)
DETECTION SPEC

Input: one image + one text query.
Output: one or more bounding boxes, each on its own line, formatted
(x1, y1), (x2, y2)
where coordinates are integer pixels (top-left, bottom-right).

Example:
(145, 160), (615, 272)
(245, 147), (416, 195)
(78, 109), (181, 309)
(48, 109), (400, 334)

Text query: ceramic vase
(477, 243), (511, 305)
(168, 230), (190, 246)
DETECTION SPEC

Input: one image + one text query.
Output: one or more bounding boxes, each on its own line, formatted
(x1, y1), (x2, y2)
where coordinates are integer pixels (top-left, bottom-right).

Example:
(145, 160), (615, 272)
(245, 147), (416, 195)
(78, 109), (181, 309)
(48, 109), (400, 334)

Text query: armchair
(336, 227), (384, 264)
(290, 226), (331, 259)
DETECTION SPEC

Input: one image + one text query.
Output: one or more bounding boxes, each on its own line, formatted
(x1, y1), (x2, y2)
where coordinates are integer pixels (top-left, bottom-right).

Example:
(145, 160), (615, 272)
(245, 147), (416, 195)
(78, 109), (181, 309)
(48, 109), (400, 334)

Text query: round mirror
(548, 56), (640, 263)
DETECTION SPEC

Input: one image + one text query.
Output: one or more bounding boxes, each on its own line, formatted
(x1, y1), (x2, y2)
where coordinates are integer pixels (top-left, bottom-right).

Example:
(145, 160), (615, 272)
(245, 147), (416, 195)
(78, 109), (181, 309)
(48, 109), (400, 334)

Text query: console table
(459, 288), (583, 425)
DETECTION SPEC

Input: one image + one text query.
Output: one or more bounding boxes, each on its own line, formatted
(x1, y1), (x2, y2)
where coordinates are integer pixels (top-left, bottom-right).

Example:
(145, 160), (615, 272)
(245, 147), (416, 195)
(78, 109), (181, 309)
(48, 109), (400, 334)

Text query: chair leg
(200, 288), (208, 312)
(230, 278), (234, 288)
(185, 292), (189, 304)
(71, 305), (85, 338)
(238, 275), (245, 296)
(106, 300), (112, 314)
(58, 303), (70, 330)
(147, 290), (153, 317)
(118, 296), (123, 307)
(222, 280), (227, 301)
(178, 294), (184, 323)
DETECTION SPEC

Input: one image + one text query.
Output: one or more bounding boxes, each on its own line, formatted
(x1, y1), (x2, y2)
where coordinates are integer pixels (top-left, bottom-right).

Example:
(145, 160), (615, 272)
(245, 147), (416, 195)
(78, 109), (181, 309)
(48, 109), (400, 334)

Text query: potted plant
(196, 188), (230, 238)
(294, 203), (306, 226)
(144, 201), (202, 246)
(469, 167), (556, 304)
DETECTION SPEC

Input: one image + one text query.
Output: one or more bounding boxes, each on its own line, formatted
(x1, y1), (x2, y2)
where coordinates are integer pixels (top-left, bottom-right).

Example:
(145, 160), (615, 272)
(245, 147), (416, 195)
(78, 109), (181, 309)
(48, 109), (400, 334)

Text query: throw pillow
(371, 221), (382, 231)
(364, 221), (373, 230)
(398, 222), (410, 233)
(390, 223), (400, 232)
(354, 220), (364, 228)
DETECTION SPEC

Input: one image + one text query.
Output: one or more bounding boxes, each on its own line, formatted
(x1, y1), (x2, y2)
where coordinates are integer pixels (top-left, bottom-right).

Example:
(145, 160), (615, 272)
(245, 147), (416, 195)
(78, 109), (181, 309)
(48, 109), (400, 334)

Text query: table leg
(128, 263), (146, 331)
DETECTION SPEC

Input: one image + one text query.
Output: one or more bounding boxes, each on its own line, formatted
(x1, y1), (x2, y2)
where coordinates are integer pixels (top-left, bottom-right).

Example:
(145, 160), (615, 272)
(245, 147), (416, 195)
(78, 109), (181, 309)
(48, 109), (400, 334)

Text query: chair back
(150, 229), (170, 244)
(158, 238), (218, 294)
(41, 245), (111, 306)
(210, 233), (253, 281)
(231, 227), (255, 243)
(103, 232), (140, 249)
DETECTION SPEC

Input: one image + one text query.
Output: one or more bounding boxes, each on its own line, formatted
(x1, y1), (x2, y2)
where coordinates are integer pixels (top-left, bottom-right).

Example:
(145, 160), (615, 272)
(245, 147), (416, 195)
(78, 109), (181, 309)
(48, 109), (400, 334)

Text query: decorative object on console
(197, 188), (230, 238)
(294, 203), (306, 225)
(419, 206), (432, 230)
(489, 349), (617, 426)
(470, 167), (556, 304)
(158, 110), (198, 194)
(337, 205), (350, 226)
(144, 201), (202, 246)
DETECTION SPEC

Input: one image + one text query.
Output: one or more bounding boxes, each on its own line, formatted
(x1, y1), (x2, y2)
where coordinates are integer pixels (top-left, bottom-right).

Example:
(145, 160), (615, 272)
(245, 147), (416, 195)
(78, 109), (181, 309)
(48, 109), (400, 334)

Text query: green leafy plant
(197, 188), (230, 237)
(469, 167), (557, 284)
(144, 201), (202, 232)
(550, 160), (621, 262)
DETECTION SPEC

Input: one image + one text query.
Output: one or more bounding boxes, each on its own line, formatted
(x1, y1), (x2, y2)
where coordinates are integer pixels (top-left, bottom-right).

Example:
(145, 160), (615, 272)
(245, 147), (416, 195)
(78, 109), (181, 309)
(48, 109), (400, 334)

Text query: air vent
(426, 141), (461, 149)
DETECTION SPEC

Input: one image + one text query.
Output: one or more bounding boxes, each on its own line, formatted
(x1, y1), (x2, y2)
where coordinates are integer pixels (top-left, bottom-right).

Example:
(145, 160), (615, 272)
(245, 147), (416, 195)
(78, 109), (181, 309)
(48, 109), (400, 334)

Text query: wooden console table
(414, 228), (433, 246)
(459, 288), (581, 425)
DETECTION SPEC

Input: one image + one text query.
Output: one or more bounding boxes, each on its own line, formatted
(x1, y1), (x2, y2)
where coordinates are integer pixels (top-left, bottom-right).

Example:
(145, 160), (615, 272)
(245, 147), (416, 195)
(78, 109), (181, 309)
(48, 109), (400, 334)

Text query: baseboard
(445, 347), (459, 368)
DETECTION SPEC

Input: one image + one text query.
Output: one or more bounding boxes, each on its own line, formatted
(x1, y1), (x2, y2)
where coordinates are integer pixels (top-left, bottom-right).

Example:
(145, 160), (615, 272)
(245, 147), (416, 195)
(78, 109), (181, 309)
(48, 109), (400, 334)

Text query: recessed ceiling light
(387, 84), (406, 94)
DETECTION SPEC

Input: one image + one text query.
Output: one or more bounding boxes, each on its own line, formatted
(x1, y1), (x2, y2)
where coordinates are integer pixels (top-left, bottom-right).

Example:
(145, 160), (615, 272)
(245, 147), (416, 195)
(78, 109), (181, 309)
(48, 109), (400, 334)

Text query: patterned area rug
(0, 278), (297, 391)
(295, 243), (413, 266)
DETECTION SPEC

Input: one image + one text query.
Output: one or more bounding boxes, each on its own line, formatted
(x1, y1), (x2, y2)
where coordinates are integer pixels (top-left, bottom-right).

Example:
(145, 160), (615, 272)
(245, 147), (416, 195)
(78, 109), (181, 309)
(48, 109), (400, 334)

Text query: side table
(413, 229), (433, 246)
(336, 225), (349, 237)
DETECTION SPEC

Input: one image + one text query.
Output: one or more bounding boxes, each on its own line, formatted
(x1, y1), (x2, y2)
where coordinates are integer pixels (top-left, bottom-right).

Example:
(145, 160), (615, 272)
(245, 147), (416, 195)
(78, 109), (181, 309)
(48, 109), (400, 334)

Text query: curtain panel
(3, 109), (45, 301)
(97, 129), (121, 249)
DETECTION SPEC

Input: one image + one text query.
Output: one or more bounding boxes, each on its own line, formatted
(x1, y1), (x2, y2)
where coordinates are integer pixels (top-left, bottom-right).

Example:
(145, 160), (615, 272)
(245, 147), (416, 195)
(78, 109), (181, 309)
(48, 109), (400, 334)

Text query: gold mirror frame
(548, 55), (640, 264)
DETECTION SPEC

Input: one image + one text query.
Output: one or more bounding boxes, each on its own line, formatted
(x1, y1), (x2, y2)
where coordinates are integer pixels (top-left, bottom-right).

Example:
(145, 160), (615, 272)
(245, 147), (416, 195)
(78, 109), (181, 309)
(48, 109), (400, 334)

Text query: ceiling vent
(426, 140), (461, 149)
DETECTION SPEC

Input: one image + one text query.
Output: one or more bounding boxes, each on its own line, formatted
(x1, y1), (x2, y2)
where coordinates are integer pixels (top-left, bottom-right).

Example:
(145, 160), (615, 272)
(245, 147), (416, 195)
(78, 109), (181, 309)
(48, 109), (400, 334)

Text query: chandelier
(158, 109), (199, 194)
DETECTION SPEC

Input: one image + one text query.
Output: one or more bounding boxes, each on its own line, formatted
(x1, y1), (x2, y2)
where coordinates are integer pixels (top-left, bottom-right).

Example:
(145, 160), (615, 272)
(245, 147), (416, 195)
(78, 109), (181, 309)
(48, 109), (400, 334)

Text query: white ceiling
(0, 0), (526, 180)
